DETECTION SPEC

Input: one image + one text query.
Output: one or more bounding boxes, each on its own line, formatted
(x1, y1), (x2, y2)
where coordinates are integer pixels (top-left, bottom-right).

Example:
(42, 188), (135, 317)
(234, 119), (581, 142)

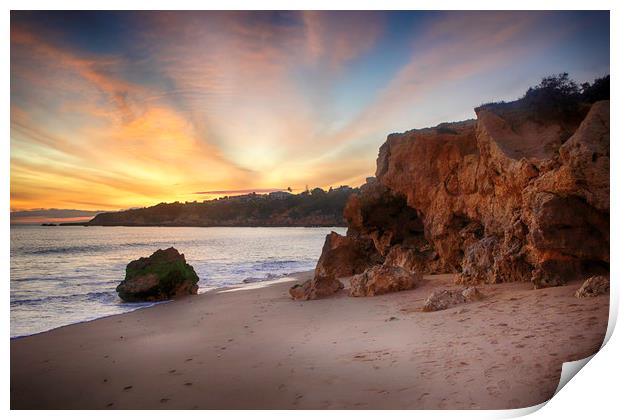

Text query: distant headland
(83, 186), (357, 227)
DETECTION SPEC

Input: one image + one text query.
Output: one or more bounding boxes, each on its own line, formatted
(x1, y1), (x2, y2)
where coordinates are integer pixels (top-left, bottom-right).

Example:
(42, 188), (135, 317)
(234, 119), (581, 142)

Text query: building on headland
(230, 192), (261, 202)
(268, 191), (293, 200)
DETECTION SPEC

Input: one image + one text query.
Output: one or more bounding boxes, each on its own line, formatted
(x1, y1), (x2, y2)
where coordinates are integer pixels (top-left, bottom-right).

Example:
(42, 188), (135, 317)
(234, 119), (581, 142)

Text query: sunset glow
(10, 11), (610, 214)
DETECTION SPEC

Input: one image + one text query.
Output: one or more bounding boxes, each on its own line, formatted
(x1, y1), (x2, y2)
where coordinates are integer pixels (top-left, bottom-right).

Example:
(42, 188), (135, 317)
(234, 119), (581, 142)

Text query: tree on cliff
(581, 75), (610, 103)
(522, 72), (582, 121)
(479, 73), (610, 124)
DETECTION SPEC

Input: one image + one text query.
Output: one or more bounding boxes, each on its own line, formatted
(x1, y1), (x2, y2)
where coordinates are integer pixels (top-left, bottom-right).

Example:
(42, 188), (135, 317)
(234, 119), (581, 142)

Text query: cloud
(131, 11), (384, 172)
(11, 23), (263, 210)
(310, 11), (575, 164)
(11, 25), (141, 124)
(194, 188), (286, 195)
(10, 208), (104, 224)
(302, 11), (383, 69)
(10, 11), (607, 211)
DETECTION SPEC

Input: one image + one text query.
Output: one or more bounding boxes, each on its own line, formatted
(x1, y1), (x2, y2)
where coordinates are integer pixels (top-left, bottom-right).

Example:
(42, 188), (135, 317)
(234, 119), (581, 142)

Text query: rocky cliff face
(290, 100), (609, 299)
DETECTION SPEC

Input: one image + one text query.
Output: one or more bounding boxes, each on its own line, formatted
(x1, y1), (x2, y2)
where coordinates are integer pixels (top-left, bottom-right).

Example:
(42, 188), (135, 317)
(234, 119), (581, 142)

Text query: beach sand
(11, 271), (609, 409)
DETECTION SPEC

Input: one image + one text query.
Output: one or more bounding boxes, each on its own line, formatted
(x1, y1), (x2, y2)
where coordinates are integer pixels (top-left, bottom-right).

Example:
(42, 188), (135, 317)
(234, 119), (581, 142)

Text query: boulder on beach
(349, 265), (421, 297)
(422, 287), (483, 312)
(289, 276), (343, 300)
(288, 231), (377, 300)
(116, 247), (199, 302)
(575, 275), (610, 298)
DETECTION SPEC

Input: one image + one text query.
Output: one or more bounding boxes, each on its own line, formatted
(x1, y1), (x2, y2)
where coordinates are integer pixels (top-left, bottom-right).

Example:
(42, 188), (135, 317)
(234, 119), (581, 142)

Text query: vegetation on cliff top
(477, 73), (610, 124)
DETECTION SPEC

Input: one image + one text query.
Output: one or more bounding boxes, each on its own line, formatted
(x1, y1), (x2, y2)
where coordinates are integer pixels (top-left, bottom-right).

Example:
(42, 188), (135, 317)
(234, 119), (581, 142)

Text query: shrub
(476, 73), (609, 125)
(581, 75), (610, 103)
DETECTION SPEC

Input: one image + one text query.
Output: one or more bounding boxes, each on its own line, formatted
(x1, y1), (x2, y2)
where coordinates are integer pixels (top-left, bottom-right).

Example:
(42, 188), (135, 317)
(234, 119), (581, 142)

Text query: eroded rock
(306, 98), (608, 295)
(289, 231), (375, 300)
(575, 275), (610, 298)
(422, 287), (483, 312)
(349, 265), (421, 297)
(116, 247), (199, 302)
(289, 276), (343, 300)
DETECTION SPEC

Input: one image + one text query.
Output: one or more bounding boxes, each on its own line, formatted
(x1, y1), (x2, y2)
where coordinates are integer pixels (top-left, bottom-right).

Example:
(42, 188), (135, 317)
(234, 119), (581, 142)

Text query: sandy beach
(11, 271), (608, 409)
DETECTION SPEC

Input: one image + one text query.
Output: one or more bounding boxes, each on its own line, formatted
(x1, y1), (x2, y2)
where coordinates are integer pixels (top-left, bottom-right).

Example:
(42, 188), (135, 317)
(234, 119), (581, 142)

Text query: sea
(10, 225), (345, 338)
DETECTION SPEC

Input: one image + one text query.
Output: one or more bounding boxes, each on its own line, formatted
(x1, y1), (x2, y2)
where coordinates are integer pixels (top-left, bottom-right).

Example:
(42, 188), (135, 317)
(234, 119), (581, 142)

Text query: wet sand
(10, 271), (609, 409)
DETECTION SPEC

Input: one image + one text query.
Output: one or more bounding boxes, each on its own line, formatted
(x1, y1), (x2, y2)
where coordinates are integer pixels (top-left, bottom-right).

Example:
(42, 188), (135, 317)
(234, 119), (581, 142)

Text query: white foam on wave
(217, 276), (298, 293)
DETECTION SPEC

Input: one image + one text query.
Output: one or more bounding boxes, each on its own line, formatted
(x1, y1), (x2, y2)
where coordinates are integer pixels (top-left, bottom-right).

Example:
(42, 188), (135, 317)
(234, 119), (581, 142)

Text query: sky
(10, 10), (610, 222)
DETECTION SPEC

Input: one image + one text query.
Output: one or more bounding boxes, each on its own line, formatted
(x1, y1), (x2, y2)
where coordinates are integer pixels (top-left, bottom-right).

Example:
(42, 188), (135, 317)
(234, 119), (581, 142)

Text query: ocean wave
(10, 226), (339, 337)
(23, 241), (183, 255)
(11, 290), (119, 306)
(242, 272), (283, 283)
(26, 245), (106, 255)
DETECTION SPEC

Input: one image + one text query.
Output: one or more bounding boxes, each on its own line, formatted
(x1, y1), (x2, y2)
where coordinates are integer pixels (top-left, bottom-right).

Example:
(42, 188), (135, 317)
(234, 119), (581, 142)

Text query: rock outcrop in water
(290, 97), (609, 300)
(116, 247), (199, 302)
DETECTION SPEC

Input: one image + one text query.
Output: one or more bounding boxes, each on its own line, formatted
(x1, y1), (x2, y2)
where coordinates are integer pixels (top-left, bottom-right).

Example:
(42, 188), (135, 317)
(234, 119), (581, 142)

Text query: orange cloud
(12, 26), (142, 124)
(11, 25), (262, 210)
(10, 11), (596, 212)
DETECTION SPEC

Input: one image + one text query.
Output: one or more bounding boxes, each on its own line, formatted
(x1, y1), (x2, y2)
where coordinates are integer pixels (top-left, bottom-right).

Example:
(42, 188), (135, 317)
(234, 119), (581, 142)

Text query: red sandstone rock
(377, 101), (609, 287)
(289, 231), (379, 300)
(349, 265), (421, 297)
(298, 99), (609, 299)
(575, 275), (610, 298)
(422, 287), (483, 312)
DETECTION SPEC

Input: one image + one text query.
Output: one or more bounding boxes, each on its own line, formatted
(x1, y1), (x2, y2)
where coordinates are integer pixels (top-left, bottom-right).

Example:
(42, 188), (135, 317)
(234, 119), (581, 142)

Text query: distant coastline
(41, 222), (350, 227)
(85, 186), (357, 228)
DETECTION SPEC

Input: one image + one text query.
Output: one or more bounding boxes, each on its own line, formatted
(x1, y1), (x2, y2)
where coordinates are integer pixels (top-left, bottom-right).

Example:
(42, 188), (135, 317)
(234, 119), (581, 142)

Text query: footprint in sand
(160, 398), (170, 403)
(123, 385), (133, 391)
(498, 380), (511, 391)
(486, 385), (501, 398)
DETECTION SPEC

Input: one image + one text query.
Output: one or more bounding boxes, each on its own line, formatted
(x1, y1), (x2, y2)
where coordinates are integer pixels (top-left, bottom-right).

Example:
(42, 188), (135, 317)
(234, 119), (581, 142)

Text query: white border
(3, 2), (616, 419)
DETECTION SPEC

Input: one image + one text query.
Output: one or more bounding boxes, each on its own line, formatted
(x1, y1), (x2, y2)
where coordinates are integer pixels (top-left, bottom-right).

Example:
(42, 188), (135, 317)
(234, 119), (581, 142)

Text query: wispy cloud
(10, 208), (104, 224)
(302, 11), (383, 69)
(309, 11), (581, 164)
(10, 11), (609, 211)
(194, 188), (287, 195)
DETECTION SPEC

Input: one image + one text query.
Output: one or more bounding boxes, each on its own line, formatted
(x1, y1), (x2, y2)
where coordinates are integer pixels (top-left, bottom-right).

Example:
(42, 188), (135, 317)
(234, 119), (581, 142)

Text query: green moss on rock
(117, 247), (199, 302)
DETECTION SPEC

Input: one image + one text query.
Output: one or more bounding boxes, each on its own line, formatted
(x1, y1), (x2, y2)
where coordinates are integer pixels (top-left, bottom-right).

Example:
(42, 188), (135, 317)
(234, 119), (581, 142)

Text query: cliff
(291, 99), (609, 299)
